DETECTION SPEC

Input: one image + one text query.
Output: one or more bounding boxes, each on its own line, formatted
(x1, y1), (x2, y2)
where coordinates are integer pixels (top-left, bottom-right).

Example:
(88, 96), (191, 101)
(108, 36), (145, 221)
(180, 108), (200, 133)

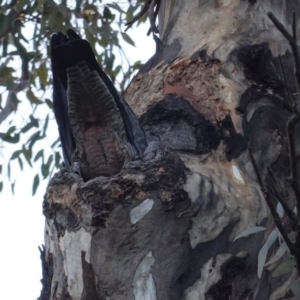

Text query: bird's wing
(53, 29), (147, 157)
(51, 33), (75, 169)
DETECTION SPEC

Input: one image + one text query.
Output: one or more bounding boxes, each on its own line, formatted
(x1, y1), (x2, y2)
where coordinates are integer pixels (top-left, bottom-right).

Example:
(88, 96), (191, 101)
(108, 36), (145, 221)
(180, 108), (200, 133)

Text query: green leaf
(121, 32), (135, 46)
(9, 92), (20, 106)
(291, 278), (300, 298)
(17, 157), (23, 171)
(32, 174), (39, 196)
(51, 138), (60, 148)
(132, 60), (142, 70)
(42, 114), (49, 136)
(11, 181), (15, 194)
(36, 62), (48, 87)
(22, 147), (32, 167)
(126, 4), (138, 23)
(21, 116), (39, 133)
(272, 259), (295, 277)
(1, 132), (20, 143)
(6, 125), (16, 136)
(0, 181), (3, 193)
(27, 131), (43, 150)
(257, 230), (278, 278)
(113, 65), (122, 77)
(34, 149), (44, 163)
(55, 151), (61, 168)
(7, 162), (10, 179)
(0, 64), (15, 79)
(41, 155), (53, 178)
(11, 150), (22, 160)
(103, 7), (114, 20)
(27, 89), (43, 105)
(45, 98), (53, 109)
(265, 242), (287, 267)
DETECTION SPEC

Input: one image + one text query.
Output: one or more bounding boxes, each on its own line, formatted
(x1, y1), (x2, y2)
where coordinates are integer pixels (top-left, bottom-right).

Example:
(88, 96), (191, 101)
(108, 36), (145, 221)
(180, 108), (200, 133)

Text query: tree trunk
(40, 1), (300, 299)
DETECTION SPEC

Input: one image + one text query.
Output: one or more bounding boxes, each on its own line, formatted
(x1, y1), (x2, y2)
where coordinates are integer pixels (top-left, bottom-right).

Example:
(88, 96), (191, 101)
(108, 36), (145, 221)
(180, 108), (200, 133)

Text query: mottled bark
(40, 0), (300, 299)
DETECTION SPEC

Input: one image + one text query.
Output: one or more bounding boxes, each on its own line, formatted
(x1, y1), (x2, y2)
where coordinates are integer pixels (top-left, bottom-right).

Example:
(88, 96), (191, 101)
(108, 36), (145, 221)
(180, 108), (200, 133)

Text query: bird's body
(51, 30), (147, 180)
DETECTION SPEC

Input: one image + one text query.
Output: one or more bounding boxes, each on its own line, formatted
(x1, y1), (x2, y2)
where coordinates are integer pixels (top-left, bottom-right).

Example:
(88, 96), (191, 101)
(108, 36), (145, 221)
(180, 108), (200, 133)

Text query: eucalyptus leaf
(121, 32), (135, 46)
(32, 174), (40, 196)
(265, 242), (287, 267)
(257, 230), (278, 278)
(233, 226), (266, 242)
(272, 259), (295, 277)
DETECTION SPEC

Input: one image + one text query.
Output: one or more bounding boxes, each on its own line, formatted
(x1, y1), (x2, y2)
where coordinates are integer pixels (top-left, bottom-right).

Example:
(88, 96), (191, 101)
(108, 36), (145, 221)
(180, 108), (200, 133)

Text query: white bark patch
(189, 199), (240, 248)
(45, 220), (56, 256)
(232, 165), (244, 184)
(182, 254), (232, 300)
(161, 0), (289, 60)
(59, 228), (92, 299)
(183, 172), (201, 202)
(130, 199), (154, 224)
(133, 251), (157, 300)
(179, 153), (267, 247)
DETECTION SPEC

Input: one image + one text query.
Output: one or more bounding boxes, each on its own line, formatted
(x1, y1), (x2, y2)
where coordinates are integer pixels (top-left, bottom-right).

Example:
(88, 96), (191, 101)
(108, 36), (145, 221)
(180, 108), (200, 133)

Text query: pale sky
(0, 18), (155, 300)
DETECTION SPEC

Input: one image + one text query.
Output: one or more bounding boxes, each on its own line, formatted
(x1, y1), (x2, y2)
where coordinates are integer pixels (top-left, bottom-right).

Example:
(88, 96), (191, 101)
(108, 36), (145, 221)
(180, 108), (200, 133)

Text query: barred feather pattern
(66, 61), (133, 179)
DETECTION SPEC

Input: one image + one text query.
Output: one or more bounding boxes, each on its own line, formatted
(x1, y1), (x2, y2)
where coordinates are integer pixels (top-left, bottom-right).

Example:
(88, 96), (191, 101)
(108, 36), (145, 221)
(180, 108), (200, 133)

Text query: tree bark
(40, 1), (300, 299)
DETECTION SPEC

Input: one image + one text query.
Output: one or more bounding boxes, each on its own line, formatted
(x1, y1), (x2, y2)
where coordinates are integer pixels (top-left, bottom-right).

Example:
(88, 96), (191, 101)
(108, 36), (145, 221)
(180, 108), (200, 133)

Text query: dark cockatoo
(51, 29), (147, 180)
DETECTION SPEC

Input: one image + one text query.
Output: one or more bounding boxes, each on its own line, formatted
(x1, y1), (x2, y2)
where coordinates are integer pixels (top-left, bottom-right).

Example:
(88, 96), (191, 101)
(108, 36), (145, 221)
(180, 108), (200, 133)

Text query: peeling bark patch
(242, 104), (290, 181)
(59, 228), (92, 299)
(125, 58), (239, 123)
(188, 197), (239, 248)
(206, 255), (248, 299)
(141, 96), (219, 153)
(81, 251), (99, 300)
(163, 84), (193, 98)
(39, 245), (53, 300)
(237, 43), (284, 93)
(130, 199), (154, 224)
(218, 114), (247, 160)
(82, 151), (187, 227)
(43, 170), (82, 235)
(133, 251), (157, 300)
(183, 254), (232, 300)
(179, 153), (266, 246)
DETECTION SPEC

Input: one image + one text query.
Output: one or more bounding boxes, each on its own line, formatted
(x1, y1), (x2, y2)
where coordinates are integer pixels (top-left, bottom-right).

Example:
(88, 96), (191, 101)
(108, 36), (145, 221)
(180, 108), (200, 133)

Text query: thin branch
(278, 56), (293, 109)
(125, 0), (160, 35)
(287, 116), (300, 250)
(147, 0), (160, 36)
(268, 10), (300, 274)
(249, 148), (297, 257)
(125, 0), (151, 31)
(268, 12), (300, 112)
(267, 168), (298, 227)
(292, 12), (297, 42)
